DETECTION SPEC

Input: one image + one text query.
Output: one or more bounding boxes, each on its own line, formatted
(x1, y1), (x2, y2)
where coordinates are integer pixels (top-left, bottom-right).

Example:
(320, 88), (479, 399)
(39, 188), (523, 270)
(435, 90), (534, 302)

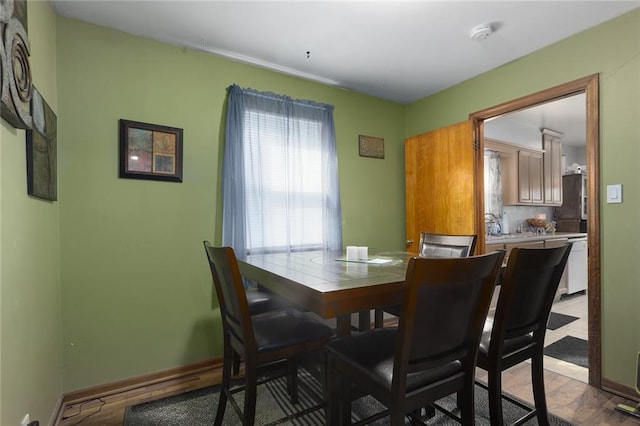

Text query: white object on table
(357, 246), (368, 260)
(346, 246), (358, 261)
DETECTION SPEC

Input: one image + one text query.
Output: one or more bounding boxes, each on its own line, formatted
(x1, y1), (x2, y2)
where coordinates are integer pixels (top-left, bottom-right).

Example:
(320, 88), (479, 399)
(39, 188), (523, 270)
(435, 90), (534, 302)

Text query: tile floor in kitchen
(545, 291), (589, 383)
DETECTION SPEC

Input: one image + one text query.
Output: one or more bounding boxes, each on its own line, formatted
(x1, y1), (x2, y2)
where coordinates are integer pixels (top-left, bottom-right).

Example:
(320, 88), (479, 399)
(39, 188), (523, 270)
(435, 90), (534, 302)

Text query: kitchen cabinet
(543, 133), (563, 205)
(485, 234), (578, 310)
(501, 147), (543, 205)
(505, 240), (544, 259)
(485, 240), (544, 263)
(487, 139), (555, 206)
(517, 150), (544, 204)
(485, 240), (544, 314)
(485, 243), (505, 253)
(487, 237), (570, 300)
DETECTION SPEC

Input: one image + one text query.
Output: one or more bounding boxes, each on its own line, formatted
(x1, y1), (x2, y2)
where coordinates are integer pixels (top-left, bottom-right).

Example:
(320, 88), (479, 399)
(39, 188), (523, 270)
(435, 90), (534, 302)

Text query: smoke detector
(470, 24), (494, 42)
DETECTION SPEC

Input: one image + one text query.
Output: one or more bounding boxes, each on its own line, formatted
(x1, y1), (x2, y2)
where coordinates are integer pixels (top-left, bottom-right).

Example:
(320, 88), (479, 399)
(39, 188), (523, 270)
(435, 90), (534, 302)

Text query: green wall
(3, 4), (639, 424)
(56, 17), (405, 391)
(0, 2), (62, 426)
(405, 9), (640, 387)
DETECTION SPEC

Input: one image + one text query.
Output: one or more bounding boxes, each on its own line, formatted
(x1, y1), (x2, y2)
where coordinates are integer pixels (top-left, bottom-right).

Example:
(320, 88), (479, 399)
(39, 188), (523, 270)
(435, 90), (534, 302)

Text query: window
(222, 86), (342, 258)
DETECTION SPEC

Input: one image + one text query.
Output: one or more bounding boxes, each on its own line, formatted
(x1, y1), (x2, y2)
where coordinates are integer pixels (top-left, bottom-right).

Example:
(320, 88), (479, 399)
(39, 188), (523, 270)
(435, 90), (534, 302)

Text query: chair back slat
(418, 232), (477, 258)
(496, 244), (573, 341)
(203, 242), (254, 348)
(397, 251), (504, 375)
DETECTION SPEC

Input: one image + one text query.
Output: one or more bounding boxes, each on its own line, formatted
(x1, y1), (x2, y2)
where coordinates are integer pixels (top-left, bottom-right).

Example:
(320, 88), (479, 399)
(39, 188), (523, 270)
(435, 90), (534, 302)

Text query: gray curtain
(222, 85), (342, 258)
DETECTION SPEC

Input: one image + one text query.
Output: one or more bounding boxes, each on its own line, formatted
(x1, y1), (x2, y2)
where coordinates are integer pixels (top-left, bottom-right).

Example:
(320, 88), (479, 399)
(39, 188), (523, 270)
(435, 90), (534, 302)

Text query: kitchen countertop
(485, 232), (587, 244)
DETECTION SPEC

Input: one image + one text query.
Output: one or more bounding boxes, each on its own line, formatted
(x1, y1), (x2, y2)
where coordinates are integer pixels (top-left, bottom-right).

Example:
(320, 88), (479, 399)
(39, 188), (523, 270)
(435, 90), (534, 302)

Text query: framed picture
(358, 135), (385, 159)
(119, 119), (183, 182)
(26, 87), (57, 201)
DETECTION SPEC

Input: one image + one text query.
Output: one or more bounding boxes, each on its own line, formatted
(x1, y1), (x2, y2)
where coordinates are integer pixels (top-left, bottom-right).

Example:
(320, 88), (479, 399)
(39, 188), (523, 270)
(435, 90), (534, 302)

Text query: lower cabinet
(504, 240), (544, 259)
(485, 238), (569, 310)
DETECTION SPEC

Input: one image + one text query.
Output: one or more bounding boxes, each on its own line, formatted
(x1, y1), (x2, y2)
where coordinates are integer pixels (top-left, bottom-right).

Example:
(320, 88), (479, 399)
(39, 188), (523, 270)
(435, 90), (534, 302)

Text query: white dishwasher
(567, 237), (588, 294)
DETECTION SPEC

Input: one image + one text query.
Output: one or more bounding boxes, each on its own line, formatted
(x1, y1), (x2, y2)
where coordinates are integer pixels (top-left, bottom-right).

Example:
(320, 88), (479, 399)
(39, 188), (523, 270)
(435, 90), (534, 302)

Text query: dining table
(237, 249), (415, 336)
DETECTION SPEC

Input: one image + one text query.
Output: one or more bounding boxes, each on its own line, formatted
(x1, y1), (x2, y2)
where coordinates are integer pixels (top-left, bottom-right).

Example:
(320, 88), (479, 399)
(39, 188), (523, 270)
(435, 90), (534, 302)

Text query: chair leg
(389, 408), (405, 426)
(423, 404), (436, 419)
(287, 358), (299, 404)
(487, 368), (505, 426)
(243, 361), (258, 426)
(458, 381), (475, 426)
(326, 357), (342, 425)
(374, 308), (384, 328)
(340, 375), (352, 426)
(215, 335), (233, 426)
(232, 350), (241, 376)
(409, 409), (423, 426)
(532, 348), (551, 426)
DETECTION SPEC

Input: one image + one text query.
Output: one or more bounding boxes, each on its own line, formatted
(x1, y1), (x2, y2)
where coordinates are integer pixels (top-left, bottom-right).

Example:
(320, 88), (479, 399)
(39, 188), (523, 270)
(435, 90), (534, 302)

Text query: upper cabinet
(542, 130), (563, 205)
(486, 136), (563, 206)
(517, 149), (544, 204)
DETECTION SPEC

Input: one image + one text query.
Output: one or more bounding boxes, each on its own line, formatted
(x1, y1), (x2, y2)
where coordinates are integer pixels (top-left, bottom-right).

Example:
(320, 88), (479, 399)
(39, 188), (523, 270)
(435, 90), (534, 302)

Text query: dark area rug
(124, 369), (574, 425)
(544, 335), (588, 368)
(547, 312), (579, 330)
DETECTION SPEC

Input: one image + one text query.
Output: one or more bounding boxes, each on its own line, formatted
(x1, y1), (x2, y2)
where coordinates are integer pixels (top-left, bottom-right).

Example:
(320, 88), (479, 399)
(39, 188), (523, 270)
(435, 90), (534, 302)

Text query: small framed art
(358, 135), (385, 159)
(119, 119), (183, 182)
(26, 87), (57, 201)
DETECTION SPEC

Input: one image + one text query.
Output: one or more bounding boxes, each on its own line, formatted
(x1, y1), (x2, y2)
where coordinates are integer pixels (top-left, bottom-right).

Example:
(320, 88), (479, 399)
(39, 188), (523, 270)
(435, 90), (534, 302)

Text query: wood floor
(58, 362), (640, 426)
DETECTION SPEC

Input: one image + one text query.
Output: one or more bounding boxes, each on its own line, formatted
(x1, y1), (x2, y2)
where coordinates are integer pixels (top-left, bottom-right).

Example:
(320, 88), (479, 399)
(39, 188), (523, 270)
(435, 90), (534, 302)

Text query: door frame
(469, 74), (601, 387)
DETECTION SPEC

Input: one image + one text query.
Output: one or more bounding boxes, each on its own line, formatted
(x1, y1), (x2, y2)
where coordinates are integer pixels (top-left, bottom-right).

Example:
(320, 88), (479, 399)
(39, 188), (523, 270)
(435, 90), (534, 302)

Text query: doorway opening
(469, 74), (600, 387)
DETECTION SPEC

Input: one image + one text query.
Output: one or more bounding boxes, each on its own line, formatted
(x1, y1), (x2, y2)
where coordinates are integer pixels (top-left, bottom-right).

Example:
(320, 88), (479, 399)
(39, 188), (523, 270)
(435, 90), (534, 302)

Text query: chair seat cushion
(478, 317), (533, 357)
(252, 309), (333, 353)
(326, 328), (462, 392)
(246, 288), (286, 315)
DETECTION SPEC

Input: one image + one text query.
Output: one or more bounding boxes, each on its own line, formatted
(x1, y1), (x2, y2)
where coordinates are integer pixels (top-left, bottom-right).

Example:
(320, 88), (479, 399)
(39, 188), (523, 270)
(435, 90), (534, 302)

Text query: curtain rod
(228, 84), (334, 111)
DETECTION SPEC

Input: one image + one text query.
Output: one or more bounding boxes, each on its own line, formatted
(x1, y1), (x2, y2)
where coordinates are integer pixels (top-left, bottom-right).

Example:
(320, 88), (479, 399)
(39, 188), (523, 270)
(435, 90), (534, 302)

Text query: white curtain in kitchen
(484, 150), (503, 218)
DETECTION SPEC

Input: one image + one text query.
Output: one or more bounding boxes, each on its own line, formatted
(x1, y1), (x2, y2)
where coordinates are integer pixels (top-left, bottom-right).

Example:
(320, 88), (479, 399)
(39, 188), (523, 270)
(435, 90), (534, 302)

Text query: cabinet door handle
(406, 239), (414, 248)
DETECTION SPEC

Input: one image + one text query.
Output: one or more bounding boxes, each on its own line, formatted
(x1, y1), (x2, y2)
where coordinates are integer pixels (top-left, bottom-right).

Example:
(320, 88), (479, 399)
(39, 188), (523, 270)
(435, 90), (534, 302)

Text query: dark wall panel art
(1, 0), (33, 129)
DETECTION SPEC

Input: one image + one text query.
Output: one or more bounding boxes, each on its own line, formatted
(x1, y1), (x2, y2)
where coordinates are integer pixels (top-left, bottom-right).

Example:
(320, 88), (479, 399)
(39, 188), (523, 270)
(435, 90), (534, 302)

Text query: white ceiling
(485, 94), (586, 148)
(51, 1), (638, 146)
(51, 0), (639, 104)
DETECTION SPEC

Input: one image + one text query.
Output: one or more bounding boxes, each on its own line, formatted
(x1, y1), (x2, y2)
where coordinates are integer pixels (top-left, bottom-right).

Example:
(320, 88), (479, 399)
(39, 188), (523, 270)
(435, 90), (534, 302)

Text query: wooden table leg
(374, 308), (384, 328)
(336, 314), (351, 336)
(358, 310), (371, 331)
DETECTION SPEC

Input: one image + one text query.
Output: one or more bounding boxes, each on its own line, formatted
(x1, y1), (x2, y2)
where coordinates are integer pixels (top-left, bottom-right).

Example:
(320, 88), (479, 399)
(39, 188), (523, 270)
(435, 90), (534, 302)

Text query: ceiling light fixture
(470, 24), (494, 42)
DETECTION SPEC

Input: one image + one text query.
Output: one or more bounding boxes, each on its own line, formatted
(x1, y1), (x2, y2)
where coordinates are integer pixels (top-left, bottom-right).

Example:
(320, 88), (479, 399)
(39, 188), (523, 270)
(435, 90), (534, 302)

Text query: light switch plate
(606, 184), (622, 203)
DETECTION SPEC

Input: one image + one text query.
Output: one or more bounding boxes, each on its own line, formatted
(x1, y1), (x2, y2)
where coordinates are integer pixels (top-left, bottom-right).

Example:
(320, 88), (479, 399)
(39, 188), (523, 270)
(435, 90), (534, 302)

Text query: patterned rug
(124, 369), (574, 425)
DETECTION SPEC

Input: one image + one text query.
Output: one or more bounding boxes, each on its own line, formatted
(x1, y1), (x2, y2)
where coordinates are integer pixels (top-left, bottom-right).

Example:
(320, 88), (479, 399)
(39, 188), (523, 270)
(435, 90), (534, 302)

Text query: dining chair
(476, 243), (572, 426)
(325, 250), (505, 425)
(232, 285), (289, 375)
(203, 242), (334, 426)
(373, 232), (477, 328)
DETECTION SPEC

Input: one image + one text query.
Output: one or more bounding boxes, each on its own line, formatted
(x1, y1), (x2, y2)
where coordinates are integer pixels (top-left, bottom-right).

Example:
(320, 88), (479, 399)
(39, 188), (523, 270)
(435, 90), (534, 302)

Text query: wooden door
(405, 121), (478, 254)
